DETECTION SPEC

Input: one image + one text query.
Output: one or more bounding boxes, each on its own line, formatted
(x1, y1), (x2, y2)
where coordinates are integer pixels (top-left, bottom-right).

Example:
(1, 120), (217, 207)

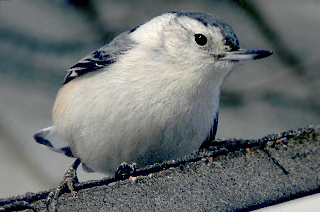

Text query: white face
(130, 13), (232, 70)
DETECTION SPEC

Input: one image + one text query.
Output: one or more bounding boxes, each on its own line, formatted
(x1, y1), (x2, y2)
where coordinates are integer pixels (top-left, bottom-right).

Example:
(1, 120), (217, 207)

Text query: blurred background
(0, 0), (319, 209)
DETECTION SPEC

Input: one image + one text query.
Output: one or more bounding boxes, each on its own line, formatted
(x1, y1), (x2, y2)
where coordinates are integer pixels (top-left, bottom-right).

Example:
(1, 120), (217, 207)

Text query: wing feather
(63, 31), (136, 85)
(200, 112), (219, 149)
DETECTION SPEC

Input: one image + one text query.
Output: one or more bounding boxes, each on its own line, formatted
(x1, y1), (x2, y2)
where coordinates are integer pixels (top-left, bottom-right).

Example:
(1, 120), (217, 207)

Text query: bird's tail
(34, 126), (74, 157)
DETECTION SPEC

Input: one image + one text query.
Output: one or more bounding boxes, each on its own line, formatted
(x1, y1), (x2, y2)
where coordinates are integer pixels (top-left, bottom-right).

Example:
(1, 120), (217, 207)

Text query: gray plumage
(64, 32), (136, 84)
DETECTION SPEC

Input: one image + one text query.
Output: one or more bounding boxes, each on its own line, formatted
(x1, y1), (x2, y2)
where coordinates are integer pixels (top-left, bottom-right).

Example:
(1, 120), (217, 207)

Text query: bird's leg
(46, 158), (81, 212)
(115, 162), (137, 180)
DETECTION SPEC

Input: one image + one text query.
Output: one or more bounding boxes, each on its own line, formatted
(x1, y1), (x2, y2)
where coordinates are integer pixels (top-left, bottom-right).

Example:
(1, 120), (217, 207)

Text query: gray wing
(200, 112), (219, 149)
(63, 31), (136, 85)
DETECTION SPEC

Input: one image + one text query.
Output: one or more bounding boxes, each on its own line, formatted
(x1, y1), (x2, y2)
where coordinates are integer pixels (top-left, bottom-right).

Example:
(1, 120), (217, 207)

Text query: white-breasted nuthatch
(34, 12), (272, 175)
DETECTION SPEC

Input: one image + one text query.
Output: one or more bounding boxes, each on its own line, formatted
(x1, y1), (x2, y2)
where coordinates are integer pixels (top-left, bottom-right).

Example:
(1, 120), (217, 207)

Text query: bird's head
(130, 12), (272, 73)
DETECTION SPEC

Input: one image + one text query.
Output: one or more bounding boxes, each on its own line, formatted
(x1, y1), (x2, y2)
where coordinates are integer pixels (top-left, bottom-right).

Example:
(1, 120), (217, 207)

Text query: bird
(34, 11), (272, 178)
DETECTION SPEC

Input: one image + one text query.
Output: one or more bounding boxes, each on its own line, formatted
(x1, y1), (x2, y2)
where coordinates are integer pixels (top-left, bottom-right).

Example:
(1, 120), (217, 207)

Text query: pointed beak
(217, 49), (273, 61)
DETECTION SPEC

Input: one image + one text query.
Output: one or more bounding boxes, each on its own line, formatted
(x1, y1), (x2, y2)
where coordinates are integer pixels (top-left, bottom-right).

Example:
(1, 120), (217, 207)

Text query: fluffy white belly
(53, 71), (220, 174)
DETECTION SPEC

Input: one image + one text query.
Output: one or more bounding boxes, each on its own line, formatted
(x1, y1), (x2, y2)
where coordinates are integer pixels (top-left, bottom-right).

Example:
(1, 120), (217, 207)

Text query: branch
(1, 125), (319, 211)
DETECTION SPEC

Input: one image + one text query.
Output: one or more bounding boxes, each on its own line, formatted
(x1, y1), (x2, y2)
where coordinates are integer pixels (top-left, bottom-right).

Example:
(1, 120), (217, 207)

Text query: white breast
(52, 46), (233, 174)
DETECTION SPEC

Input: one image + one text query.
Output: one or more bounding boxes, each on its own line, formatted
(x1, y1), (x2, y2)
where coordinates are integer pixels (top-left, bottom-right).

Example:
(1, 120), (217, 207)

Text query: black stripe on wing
(63, 51), (116, 85)
(200, 112), (219, 149)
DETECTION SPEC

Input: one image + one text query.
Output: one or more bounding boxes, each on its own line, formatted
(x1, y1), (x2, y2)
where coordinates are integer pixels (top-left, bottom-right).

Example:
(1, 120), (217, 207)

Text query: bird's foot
(115, 162), (137, 180)
(46, 158), (81, 212)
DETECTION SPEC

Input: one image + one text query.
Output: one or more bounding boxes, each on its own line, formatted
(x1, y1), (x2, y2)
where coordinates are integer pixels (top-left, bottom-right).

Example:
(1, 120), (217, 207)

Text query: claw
(115, 162), (137, 180)
(46, 158), (81, 212)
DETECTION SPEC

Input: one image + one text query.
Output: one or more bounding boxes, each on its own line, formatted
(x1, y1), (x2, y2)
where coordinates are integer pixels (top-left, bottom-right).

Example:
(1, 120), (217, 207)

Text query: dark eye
(194, 34), (207, 46)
